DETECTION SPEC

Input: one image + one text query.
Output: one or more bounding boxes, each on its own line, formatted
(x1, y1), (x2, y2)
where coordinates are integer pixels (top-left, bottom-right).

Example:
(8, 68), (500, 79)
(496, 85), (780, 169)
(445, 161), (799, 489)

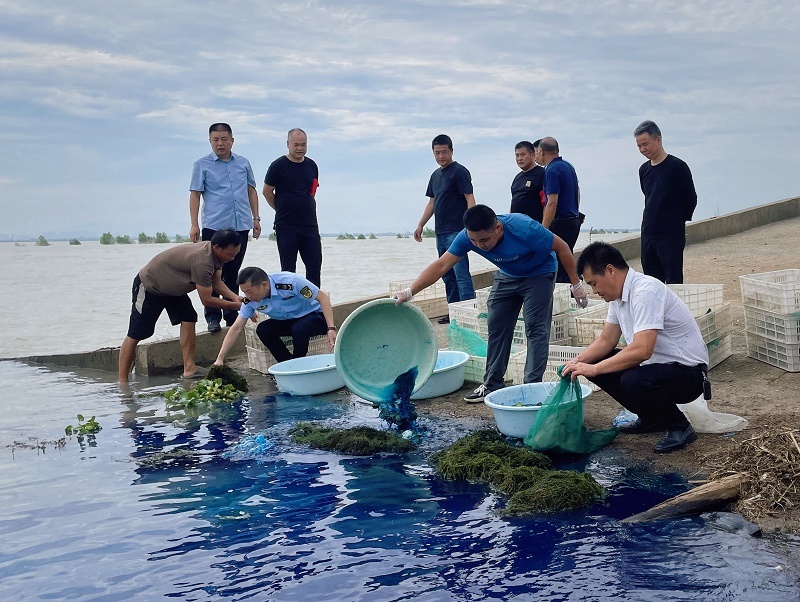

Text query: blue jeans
(436, 232), (475, 304)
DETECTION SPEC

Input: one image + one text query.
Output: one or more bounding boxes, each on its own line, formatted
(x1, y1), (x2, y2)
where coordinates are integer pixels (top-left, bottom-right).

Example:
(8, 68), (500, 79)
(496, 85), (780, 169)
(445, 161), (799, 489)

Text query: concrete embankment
(12, 195), (800, 376)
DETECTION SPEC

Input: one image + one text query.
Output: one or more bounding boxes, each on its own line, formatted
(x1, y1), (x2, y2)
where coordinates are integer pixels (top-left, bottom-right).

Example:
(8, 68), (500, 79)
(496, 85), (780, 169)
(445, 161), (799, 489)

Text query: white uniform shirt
(607, 269), (709, 367)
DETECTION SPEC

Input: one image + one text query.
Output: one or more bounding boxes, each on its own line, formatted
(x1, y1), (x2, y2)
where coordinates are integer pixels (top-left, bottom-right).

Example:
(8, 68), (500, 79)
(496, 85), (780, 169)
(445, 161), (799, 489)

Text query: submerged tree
(69, 238), (81, 245)
(154, 232), (170, 243)
(138, 232), (155, 244)
(116, 235), (133, 244)
(422, 227), (436, 238)
(99, 232), (115, 245)
(36, 235), (49, 246)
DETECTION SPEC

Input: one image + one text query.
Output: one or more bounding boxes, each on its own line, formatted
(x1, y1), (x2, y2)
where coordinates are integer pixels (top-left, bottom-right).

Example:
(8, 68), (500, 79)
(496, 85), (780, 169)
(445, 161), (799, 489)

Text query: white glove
(570, 282), (589, 308)
(393, 287), (413, 305)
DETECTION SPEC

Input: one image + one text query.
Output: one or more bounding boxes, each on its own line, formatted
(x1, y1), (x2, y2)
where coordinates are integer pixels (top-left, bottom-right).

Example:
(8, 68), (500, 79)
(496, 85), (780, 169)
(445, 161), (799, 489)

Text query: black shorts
(126, 275), (198, 341)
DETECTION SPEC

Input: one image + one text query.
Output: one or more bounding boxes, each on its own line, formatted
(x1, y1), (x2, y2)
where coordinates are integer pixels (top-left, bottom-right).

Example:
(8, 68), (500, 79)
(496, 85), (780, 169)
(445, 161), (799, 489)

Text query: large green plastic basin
(334, 299), (438, 403)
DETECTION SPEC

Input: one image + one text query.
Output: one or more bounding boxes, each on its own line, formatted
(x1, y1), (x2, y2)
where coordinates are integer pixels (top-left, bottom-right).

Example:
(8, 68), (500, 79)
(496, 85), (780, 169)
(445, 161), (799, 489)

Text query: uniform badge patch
(257, 304), (268, 311)
(300, 286), (313, 299)
(276, 283), (293, 290)
(525, 180), (531, 187)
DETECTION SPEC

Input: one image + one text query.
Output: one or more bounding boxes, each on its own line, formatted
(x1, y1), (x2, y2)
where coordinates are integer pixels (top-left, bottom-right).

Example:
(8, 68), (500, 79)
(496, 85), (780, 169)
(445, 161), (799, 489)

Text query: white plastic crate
(566, 300), (608, 338)
(475, 313), (567, 346)
(668, 284), (725, 318)
(448, 299), (482, 332)
(573, 305), (627, 347)
(389, 279), (445, 301)
(695, 303), (733, 345)
(545, 345), (600, 391)
(743, 305), (800, 345)
(246, 346), (278, 374)
(552, 284), (572, 316)
(462, 352), (517, 384)
(551, 312), (570, 343)
(475, 287), (492, 312)
(707, 334), (733, 370)
(745, 332), (800, 372)
(740, 269), (800, 315)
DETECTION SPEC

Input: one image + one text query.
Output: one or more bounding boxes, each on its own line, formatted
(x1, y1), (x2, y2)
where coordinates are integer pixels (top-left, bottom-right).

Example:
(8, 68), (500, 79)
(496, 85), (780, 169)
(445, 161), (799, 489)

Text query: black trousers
(275, 223), (323, 287)
(641, 234), (686, 284)
(587, 350), (704, 429)
(256, 311), (327, 363)
(550, 215), (582, 283)
(201, 228), (249, 325)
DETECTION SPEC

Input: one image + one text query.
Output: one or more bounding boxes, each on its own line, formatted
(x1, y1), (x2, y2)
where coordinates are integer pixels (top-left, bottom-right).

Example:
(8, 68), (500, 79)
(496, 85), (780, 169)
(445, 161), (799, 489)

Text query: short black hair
(463, 205), (498, 232)
(210, 229), (242, 249)
(532, 138), (542, 150)
(432, 134), (453, 151)
(515, 140), (535, 153)
(577, 242), (629, 276)
(634, 120), (661, 138)
(209, 123), (232, 136)
(238, 266), (268, 286)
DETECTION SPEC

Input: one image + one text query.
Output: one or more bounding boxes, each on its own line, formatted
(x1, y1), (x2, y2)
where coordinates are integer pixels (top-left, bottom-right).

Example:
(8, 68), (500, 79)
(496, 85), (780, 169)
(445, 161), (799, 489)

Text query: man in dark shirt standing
(415, 134), (476, 320)
(538, 137), (583, 283)
(510, 140), (546, 223)
(263, 128), (322, 286)
(634, 120), (698, 284)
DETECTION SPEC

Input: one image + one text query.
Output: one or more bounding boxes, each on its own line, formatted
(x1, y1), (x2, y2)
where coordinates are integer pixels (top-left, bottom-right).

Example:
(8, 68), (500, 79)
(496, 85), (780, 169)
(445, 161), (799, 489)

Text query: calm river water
(0, 233), (625, 358)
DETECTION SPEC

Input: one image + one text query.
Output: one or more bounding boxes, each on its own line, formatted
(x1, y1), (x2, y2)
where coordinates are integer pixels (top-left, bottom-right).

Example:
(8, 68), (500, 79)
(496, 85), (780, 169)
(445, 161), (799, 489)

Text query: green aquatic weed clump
(430, 429), (605, 516)
(165, 378), (244, 408)
(288, 422), (416, 455)
(206, 364), (249, 392)
(65, 414), (101, 436)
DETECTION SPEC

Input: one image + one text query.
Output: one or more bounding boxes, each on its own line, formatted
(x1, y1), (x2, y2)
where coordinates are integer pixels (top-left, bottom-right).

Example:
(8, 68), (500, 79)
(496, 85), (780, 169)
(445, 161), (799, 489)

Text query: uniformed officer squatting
(213, 267), (337, 366)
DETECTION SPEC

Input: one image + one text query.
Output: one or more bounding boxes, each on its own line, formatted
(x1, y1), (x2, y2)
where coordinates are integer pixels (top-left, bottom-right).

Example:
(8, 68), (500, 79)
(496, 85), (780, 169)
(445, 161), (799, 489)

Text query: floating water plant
(65, 414), (101, 437)
(206, 364), (249, 392)
(165, 378), (243, 409)
(288, 422), (416, 455)
(430, 429), (605, 516)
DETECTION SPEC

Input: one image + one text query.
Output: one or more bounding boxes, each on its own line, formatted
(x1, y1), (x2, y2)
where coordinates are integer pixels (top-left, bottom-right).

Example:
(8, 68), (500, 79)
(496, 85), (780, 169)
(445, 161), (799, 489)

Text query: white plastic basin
(268, 353), (344, 396)
(484, 382), (593, 439)
(410, 350), (470, 400)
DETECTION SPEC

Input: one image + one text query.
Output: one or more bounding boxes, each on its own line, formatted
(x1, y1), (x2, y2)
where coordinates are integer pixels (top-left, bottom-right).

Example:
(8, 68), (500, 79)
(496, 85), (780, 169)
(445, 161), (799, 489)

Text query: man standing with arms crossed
(263, 128), (322, 287)
(189, 123), (260, 332)
(537, 137), (584, 283)
(634, 120), (698, 284)
(510, 140), (546, 223)
(415, 134), (476, 322)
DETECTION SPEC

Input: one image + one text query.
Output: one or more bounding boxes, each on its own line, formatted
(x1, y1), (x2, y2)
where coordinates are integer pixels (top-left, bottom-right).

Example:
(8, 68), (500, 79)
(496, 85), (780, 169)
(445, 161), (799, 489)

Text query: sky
(0, 0), (798, 239)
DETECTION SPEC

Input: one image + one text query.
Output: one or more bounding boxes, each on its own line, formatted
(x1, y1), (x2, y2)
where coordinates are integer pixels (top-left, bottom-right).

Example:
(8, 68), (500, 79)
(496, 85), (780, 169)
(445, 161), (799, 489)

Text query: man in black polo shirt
(414, 134), (476, 320)
(510, 140), (546, 223)
(263, 128), (322, 286)
(634, 120), (698, 284)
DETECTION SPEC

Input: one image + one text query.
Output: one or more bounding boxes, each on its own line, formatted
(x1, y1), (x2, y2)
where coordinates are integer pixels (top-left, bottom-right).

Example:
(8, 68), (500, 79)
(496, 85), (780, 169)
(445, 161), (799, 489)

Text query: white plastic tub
(484, 382), (593, 439)
(410, 350), (470, 400)
(268, 353), (345, 396)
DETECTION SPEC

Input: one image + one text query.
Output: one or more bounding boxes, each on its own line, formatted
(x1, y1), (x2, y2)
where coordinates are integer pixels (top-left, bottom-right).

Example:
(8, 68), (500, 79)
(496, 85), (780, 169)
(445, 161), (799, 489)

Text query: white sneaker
(464, 384), (488, 403)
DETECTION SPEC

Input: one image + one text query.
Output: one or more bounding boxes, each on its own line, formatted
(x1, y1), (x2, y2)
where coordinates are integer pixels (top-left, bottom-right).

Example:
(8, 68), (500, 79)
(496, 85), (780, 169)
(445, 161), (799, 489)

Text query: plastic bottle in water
(612, 408), (638, 427)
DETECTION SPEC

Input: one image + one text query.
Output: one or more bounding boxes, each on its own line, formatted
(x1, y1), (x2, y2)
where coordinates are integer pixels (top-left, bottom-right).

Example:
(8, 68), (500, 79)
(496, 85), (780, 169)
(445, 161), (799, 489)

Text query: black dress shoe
(653, 425), (697, 453)
(207, 320), (221, 333)
(618, 418), (663, 434)
(437, 316), (451, 324)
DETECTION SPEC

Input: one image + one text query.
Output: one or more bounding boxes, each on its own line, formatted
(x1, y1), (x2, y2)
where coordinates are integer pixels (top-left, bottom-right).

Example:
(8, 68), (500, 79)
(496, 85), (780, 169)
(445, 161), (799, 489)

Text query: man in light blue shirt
(213, 267), (337, 366)
(190, 123), (260, 332)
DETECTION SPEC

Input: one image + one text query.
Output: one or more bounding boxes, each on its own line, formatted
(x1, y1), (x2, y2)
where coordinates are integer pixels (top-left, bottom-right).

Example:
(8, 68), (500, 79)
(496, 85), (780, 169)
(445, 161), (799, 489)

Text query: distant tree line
(336, 233), (378, 240)
(99, 232), (187, 245)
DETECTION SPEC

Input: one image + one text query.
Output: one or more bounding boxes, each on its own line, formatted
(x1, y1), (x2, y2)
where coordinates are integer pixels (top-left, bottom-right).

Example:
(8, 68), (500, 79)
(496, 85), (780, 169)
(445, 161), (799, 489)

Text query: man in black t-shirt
(414, 134), (476, 315)
(510, 140), (546, 223)
(263, 128), (322, 286)
(634, 120), (697, 284)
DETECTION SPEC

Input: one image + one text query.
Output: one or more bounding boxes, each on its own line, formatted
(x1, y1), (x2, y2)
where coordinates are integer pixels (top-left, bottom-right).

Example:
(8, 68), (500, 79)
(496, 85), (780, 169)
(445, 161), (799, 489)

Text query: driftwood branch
(622, 473), (746, 523)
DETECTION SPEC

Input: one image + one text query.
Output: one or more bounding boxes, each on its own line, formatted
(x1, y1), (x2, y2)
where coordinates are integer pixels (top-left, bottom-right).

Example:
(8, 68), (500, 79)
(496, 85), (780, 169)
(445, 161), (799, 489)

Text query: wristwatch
(253, 216), (261, 221)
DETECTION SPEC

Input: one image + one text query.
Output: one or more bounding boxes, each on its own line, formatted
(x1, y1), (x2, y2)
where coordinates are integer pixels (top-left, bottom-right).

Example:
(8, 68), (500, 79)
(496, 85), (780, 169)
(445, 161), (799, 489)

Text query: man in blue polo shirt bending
(538, 137), (584, 283)
(189, 123), (261, 332)
(213, 267), (337, 367)
(396, 205), (588, 403)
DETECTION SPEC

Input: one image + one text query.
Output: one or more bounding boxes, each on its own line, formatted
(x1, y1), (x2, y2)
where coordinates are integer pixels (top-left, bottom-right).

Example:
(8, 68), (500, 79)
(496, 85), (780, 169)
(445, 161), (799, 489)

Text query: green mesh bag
(447, 320), (488, 357)
(524, 368), (617, 455)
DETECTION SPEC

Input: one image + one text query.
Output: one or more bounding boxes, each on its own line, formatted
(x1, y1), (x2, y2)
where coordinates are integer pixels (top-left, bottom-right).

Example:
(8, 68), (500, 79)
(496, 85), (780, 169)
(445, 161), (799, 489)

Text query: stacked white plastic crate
(740, 269), (800, 372)
(447, 284), (573, 383)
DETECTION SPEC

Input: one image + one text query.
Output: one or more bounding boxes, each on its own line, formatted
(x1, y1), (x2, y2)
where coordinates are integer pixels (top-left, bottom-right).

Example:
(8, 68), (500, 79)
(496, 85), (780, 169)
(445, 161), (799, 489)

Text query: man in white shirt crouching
(563, 242), (709, 453)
